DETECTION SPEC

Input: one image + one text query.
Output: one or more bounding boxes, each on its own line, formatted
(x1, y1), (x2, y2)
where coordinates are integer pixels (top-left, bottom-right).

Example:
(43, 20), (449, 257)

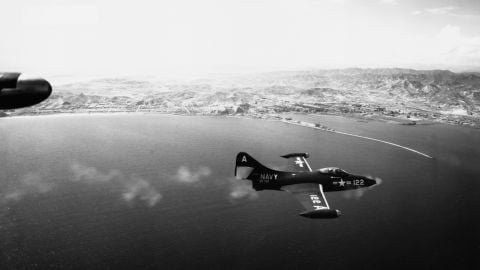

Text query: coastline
(1, 111), (435, 159)
(0, 109), (464, 129)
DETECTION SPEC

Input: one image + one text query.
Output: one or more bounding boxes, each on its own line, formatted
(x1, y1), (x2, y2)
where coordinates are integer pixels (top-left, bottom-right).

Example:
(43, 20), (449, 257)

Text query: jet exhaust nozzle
(299, 209), (341, 219)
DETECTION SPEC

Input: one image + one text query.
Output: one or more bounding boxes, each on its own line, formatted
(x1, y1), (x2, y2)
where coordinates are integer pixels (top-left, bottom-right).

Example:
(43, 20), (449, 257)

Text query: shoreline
(279, 119), (433, 159)
(0, 110), (456, 123)
(0, 110), (470, 128)
(1, 111), (435, 159)
(0, 110), (471, 128)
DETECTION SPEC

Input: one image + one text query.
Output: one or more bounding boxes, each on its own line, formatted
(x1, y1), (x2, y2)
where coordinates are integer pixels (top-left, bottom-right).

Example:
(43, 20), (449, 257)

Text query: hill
(13, 68), (480, 127)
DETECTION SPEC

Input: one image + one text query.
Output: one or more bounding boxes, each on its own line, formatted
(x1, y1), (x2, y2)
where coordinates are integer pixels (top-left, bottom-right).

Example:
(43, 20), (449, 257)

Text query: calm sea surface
(0, 114), (479, 269)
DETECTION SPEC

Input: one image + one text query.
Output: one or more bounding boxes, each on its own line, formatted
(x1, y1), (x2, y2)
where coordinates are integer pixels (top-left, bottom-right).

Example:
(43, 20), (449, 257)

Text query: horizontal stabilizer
(281, 153), (309, 159)
(281, 153), (312, 172)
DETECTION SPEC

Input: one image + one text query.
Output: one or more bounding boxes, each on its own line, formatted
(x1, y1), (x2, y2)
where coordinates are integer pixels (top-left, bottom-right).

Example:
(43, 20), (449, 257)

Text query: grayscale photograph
(1, 0), (479, 269)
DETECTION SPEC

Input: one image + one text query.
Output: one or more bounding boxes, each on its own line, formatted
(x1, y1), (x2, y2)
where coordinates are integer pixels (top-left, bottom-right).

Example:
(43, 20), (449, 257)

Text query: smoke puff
(70, 162), (162, 207)
(228, 178), (258, 200)
(343, 189), (365, 200)
(174, 166), (211, 183)
(123, 176), (162, 207)
(2, 172), (55, 202)
(21, 172), (54, 193)
(70, 163), (121, 183)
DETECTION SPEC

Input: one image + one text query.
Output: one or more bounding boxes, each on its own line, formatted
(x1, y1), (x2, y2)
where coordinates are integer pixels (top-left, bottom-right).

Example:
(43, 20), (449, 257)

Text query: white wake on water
(282, 119), (433, 158)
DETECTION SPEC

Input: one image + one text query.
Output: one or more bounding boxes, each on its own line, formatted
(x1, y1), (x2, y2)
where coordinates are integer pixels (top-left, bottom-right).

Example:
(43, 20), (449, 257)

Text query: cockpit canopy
(317, 167), (349, 176)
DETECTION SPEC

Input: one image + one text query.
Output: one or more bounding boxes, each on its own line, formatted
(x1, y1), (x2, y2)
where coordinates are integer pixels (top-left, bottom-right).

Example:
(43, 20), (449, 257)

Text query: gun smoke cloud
(173, 166), (211, 183)
(228, 177), (258, 200)
(1, 163), (162, 207)
(2, 172), (55, 202)
(2, 163), (257, 207)
(70, 162), (162, 206)
(169, 165), (257, 201)
(122, 176), (162, 207)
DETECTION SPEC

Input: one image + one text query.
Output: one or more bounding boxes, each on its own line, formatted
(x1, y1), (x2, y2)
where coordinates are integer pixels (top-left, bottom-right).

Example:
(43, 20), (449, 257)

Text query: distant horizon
(36, 65), (479, 85)
(6, 63), (480, 80)
(2, 0), (479, 77)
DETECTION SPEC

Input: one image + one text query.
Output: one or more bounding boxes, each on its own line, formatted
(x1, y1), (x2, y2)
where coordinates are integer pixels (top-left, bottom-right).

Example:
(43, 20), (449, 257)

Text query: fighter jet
(0, 72), (52, 109)
(235, 152), (378, 218)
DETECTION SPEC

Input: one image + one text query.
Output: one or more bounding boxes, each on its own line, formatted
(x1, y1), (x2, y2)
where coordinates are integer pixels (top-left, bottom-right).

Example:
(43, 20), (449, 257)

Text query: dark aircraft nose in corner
(0, 73), (52, 110)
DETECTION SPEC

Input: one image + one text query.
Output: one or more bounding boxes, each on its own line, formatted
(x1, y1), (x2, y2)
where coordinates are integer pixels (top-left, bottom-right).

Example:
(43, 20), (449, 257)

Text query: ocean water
(0, 114), (479, 269)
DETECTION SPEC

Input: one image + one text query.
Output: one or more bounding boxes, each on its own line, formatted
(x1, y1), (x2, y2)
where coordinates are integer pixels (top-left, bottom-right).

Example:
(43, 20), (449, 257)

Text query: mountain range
(13, 68), (480, 126)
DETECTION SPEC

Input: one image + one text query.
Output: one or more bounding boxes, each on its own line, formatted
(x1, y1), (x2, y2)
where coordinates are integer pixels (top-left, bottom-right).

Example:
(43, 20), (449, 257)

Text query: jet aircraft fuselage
(235, 152), (379, 218)
(250, 169), (376, 192)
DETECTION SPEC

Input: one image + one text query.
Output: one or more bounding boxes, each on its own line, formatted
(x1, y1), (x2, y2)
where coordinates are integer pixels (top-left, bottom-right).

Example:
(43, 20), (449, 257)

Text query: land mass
(6, 68), (480, 127)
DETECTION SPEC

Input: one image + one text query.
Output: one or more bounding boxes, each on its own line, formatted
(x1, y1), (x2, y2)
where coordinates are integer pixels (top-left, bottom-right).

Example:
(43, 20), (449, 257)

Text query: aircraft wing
(282, 183), (330, 211)
(281, 183), (341, 218)
(281, 153), (312, 172)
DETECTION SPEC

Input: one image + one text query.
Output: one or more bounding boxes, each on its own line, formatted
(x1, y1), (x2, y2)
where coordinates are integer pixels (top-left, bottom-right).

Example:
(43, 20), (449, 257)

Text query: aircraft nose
(364, 177), (377, 187)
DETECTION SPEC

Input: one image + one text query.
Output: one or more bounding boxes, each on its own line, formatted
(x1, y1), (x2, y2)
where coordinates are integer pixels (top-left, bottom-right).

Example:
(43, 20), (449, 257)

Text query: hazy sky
(1, 0), (480, 76)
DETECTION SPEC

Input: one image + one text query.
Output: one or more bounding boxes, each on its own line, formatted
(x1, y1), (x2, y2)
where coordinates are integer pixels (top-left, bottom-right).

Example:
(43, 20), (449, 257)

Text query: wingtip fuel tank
(0, 72), (52, 109)
(299, 209), (342, 219)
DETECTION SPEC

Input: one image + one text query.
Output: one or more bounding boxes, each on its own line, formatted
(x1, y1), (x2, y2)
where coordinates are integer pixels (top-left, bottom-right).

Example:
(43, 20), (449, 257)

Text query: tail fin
(235, 152), (275, 180)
